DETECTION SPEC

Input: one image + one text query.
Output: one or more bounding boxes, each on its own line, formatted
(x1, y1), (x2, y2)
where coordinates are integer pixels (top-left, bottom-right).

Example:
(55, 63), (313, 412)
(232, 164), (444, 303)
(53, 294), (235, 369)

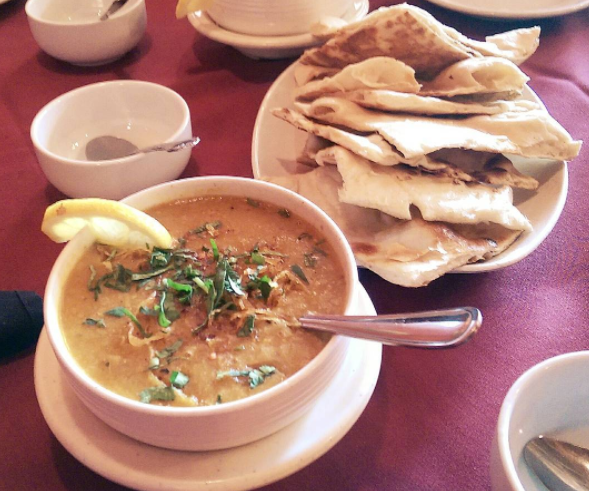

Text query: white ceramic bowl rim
(44, 176), (358, 417)
(30, 80), (190, 167)
(496, 350), (589, 488)
(25, 0), (144, 26)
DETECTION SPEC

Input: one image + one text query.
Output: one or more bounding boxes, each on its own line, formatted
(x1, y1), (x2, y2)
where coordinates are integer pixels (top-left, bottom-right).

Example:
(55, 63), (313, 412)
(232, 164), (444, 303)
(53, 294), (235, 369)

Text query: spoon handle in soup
(299, 306), (482, 348)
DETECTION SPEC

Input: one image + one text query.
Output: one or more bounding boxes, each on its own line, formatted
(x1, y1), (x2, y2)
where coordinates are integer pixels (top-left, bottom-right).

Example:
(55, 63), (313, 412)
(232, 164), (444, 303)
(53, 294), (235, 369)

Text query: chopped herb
(304, 253), (317, 268)
(150, 247), (173, 268)
(105, 307), (150, 338)
(278, 208), (290, 218)
(237, 314), (255, 337)
(192, 220), (222, 235)
(155, 291), (172, 328)
(247, 273), (274, 300)
(165, 278), (193, 304)
(250, 251), (265, 265)
(139, 306), (158, 317)
(210, 238), (219, 260)
(313, 246), (328, 256)
(156, 339), (183, 360)
(139, 386), (175, 404)
(170, 371), (189, 388)
(216, 365), (276, 388)
(193, 276), (210, 294)
(246, 198), (260, 208)
(83, 318), (106, 328)
(290, 264), (309, 284)
(216, 394), (222, 404)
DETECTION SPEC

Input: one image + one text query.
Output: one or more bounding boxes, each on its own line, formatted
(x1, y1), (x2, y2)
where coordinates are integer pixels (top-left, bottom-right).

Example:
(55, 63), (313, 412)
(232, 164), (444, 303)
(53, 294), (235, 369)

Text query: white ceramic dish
(43, 176), (359, 451)
(490, 351), (589, 491)
(207, 0), (351, 36)
(25, 0), (147, 66)
(424, 0), (589, 19)
(187, 0), (369, 59)
(35, 285), (381, 491)
(31, 80), (193, 200)
(251, 62), (568, 275)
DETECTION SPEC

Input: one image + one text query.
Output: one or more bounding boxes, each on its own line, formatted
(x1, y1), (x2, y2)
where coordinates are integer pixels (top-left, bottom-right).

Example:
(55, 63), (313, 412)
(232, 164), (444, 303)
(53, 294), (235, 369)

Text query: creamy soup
(60, 196), (347, 406)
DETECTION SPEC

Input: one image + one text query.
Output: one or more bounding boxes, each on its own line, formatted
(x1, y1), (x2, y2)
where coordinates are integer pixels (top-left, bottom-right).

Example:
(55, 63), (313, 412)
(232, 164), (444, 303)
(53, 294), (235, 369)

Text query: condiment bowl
(25, 0), (147, 66)
(490, 351), (589, 490)
(43, 176), (359, 451)
(31, 80), (192, 200)
(207, 0), (352, 36)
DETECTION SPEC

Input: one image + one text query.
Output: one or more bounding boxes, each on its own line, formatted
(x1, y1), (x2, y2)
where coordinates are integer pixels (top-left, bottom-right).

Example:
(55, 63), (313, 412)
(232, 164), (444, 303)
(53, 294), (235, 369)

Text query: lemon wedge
(176, 0), (214, 18)
(42, 198), (173, 250)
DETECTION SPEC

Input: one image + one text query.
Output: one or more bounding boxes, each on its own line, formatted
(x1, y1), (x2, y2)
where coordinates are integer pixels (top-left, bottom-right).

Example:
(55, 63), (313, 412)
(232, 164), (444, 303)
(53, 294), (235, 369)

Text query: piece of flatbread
(294, 57), (421, 101)
(299, 4), (539, 79)
(264, 166), (498, 287)
(420, 57), (529, 97)
(301, 97), (582, 161)
(341, 89), (538, 115)
(331, 146), (532, 231)
(276, 109), (539, 188)
(300, 4), (476, 78)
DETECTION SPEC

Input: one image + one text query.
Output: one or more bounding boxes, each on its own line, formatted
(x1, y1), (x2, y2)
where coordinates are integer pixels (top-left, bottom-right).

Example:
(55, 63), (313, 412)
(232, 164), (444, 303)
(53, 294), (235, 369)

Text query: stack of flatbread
(264, 4), (582, 287)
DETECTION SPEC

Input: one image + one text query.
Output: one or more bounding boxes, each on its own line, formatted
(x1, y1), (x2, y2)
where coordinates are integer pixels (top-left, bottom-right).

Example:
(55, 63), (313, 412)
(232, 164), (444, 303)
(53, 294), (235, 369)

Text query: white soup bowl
(43, 176), (359, 451)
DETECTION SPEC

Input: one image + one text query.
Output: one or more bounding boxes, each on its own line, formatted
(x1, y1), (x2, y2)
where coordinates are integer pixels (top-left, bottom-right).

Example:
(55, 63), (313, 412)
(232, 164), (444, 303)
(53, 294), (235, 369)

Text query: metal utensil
(300, 306), (481, 348)
(524, 436), (589, 491)
(85, 136), (200, 161)
(100, 0), (129, 20)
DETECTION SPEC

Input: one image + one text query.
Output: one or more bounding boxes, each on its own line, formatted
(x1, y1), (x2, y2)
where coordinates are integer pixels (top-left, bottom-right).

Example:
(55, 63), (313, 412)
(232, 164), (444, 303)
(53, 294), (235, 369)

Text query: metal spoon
(85, 136), (200, 161)
(524, 436), (589, 491)
(100, 0), (129, 20)
(300, 306), (481, 348)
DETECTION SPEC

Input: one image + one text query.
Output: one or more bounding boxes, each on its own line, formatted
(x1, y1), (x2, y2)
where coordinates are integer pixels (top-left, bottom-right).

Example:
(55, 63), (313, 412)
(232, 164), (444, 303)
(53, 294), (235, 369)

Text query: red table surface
(1, 0), (588, 490)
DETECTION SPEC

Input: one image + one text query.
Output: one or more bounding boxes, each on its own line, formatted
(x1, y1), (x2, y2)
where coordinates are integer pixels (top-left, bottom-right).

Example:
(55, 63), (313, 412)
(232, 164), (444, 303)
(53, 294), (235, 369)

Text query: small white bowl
(25, 0), (147, 66)
(31, 80), (192, 200)
(43, 176), (359, 451)
(490, 351), (589, 490)
(208, 0), (352, 36)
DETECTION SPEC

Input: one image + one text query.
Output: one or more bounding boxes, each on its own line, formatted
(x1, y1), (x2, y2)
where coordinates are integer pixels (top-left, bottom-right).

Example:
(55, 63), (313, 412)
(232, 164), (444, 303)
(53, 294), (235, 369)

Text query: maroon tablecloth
(1, 1), (588, 489)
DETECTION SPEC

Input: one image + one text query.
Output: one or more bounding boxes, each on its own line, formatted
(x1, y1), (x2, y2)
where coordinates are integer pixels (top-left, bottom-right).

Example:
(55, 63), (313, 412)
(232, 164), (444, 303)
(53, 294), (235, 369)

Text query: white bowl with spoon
(30, 80), (194, 200)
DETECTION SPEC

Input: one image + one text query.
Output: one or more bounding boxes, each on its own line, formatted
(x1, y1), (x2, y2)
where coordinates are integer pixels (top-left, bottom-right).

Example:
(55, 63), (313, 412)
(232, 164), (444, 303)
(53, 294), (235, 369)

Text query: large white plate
(35, 284), (382, 491)
(251, 62), (568, 274)
(424, 0), (589, 19)
(187, 0), (369, 60)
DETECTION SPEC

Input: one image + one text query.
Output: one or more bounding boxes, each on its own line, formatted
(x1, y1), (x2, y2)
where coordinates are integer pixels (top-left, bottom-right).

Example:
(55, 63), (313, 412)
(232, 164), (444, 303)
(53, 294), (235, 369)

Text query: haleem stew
(59, 196), (347, 407)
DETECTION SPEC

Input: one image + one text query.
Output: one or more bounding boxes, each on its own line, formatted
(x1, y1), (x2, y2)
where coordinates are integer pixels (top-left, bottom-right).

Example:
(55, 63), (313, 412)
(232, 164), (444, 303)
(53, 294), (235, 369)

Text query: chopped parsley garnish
(290, 264), (309, 284)
(210, 238), (220, 260)
(278, 208), (290, 218)
(139, 386), (175, 404)
(246, 198), (260, 208)
(170, 371), (189, 388)
(192, 220), (222, 235)
(155, 339), (183, 361)
(83, 317), (106, 328)
(216, 365), (276, 388)
(237, 314), (255, 337)
(105, 307), (151, 338)
(250, 251), (265, 265)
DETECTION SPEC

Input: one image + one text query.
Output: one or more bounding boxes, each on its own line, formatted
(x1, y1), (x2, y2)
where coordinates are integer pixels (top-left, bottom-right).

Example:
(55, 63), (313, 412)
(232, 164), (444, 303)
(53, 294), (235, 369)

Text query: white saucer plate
(424, 0), (589, 19)
(251, 62), (568, 275)
(187, 0), (369, 59)
(35, 284), (382, 491)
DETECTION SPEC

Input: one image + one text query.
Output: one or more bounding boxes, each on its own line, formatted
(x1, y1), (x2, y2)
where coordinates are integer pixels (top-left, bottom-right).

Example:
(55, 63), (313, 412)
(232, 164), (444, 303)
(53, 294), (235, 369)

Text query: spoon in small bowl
(524, 436), (589, 490)
(85, 135), (200, 161)
(300, 306), (481, 348)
